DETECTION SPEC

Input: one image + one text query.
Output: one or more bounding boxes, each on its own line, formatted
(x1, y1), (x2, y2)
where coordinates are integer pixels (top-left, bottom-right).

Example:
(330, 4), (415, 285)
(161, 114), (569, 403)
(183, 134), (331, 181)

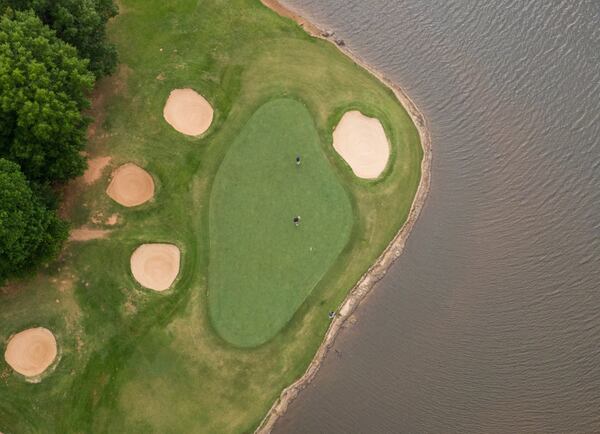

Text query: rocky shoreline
(257, 1), (433, 432)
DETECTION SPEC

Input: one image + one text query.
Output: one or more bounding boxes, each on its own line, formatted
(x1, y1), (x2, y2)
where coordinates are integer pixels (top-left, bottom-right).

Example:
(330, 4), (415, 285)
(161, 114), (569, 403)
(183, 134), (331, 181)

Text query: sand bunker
(130, 244), (181, 291)
(332, 111), (390, 179)
(163, 88), (214, 136)
(4, 327), (57, 378)
(106, 163), (154, 207)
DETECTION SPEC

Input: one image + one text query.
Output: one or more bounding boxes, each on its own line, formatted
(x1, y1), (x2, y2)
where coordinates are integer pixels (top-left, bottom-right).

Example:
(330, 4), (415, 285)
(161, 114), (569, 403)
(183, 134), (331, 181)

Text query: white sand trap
(130, 244), (181, 291)
(4, 327), (57, 378)
(106, 163), (154, 207)
(163, 88), (214, 136)
(332, 111), (390, 179)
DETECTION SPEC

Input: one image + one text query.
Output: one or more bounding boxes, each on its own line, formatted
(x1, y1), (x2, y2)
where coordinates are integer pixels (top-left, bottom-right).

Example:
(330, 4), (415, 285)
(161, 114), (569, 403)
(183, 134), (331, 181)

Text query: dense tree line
(0, 3), (116, 284)
(0, 0), (118, 78)
(0, 10), (94, 183)
(0, 159), (68, 279)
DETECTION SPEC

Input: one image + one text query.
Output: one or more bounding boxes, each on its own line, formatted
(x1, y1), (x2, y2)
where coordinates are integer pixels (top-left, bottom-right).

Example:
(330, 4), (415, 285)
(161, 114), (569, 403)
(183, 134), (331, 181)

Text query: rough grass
(209, 98), (353, 347)
(0, 0), (423, 432)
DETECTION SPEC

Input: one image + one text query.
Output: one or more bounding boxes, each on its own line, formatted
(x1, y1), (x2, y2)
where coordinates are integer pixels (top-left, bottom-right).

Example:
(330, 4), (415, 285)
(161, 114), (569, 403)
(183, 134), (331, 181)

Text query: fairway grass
(209, 98), (353, 347)
(0, 1), (423, 432)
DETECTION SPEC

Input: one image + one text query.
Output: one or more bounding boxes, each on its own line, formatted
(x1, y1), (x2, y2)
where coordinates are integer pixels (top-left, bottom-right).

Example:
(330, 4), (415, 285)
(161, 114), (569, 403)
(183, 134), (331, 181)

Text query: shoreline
(257, 1), (433, 433)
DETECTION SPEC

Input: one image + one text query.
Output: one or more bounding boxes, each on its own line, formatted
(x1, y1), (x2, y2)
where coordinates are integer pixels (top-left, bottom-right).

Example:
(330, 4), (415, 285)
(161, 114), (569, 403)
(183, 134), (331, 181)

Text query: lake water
(273, 1), (600, 432)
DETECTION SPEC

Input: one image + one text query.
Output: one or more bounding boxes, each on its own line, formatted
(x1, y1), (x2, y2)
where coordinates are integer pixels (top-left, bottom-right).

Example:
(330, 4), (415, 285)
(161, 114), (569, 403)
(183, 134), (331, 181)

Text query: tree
(0, 10), (94, 183)
(0, 0), (118, 77)
(0, 159), (68, 284)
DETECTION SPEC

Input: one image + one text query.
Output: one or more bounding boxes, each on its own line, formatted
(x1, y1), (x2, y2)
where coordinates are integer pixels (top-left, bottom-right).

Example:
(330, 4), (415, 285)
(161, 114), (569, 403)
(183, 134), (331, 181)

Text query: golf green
(209, 98), (353, 347)
(0, 0), (424, 431)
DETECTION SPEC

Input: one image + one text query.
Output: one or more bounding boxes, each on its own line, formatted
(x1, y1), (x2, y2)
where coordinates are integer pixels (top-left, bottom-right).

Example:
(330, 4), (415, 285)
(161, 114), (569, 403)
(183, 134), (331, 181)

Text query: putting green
(209, 98), (353, 347)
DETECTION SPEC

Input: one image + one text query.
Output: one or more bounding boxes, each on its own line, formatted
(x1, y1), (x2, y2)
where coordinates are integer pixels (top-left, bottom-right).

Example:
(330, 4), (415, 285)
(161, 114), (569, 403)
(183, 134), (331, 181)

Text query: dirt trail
(83, 156), (112, 184)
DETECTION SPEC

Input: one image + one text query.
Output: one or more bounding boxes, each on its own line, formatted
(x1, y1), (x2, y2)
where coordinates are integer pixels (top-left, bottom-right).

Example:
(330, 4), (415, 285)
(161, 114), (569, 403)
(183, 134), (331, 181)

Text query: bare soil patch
(83, 156), (112, 184)
(163, 88), (214, 136)
(106, 213), (120, 225)
(4, 328), (57, 378)
(69, 227), (111, 241)
(332, 111), (390, 179)
(130, 244), (181, 291)
(87, 64), (132, 141)
(106, 163), (154, 207)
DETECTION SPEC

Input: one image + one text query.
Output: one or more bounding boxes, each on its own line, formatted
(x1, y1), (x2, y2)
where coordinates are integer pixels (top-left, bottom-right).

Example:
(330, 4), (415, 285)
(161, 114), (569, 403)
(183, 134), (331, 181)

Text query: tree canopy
(0, 159), (68, 283)
(0, 10), (94, 183)
(0, 0), (118, 77)
(0, 3), (117, 285)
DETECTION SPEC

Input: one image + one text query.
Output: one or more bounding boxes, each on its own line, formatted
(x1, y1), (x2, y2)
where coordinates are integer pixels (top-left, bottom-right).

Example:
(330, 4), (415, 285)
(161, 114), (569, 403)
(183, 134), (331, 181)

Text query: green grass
(0, 0), (423, 432)
(209, 98), (353, 347)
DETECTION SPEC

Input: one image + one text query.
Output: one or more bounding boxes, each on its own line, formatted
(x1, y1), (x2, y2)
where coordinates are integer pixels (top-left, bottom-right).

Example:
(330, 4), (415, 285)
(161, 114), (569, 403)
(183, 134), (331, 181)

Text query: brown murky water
(274, 1), (600, 432)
